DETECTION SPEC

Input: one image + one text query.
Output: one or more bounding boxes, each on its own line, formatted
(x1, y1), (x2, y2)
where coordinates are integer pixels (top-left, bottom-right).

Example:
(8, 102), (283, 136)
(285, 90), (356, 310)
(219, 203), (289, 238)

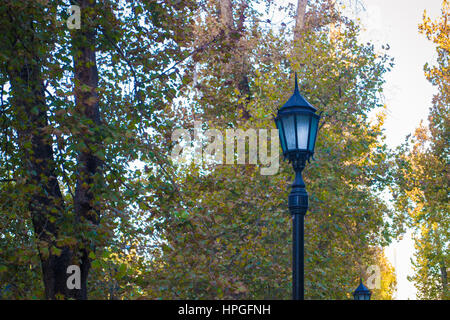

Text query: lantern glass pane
(282, 115), (296, 150)
(296, 114), (310, 150)
(308, 116), (319, 152)
(276, 119), (287, 153)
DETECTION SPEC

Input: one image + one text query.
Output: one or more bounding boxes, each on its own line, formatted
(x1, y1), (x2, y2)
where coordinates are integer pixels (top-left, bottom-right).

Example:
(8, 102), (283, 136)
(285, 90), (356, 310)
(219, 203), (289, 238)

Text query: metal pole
(292, 213), (304, 300)
(288, 154), (308, 300)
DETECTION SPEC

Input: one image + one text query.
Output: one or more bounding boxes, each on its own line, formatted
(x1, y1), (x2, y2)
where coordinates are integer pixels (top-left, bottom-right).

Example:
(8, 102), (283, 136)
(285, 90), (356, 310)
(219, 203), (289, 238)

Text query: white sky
(355, 0), (442, 300)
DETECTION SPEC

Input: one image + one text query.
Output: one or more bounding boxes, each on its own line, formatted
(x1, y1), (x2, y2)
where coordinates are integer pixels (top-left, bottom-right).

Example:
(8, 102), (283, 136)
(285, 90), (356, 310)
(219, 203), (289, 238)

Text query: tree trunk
(70, 0), (103, 300)
(220, 0), (234, 29)
(294, 0), (308, 42)
(11, 62), (75, 299)
(3, 4), (78, 299)
(219, 0), (251, 120)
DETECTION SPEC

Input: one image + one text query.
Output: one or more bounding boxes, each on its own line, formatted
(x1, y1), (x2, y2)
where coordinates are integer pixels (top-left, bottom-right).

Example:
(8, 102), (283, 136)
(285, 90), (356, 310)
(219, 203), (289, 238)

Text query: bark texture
(294, 0), (308, 41)
(71, 0), (103, 300)
(3, 0), (102, 299)
(219, 0), (251, 120)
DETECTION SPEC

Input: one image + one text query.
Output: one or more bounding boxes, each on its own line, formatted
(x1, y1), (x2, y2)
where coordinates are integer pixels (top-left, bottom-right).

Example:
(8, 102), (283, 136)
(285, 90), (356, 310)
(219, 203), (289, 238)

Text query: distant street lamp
(275, 73), (320, 300)
(353, 279), (372, 300)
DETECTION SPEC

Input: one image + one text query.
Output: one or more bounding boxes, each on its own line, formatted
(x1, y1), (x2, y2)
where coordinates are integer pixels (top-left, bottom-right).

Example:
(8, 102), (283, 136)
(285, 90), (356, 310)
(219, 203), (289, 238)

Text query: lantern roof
(353, 278), (371, 295)
(279, 73), (316, 112)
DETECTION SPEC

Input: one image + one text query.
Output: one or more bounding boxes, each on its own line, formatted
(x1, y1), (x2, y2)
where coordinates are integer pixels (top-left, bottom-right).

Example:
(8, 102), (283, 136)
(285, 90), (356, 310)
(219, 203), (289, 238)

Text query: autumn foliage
(0, 0), (445, 300)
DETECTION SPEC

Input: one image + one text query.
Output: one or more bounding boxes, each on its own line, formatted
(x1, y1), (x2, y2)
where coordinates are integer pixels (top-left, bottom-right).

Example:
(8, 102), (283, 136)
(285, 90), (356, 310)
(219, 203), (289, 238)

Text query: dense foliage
(0, 0), (443, 300)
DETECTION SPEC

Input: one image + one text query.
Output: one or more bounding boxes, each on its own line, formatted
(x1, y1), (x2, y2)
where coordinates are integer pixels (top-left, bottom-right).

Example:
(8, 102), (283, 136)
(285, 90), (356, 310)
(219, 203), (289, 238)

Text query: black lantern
(275, 73), (319, 163)
(353, 279), (372, 300)
(275, 73), (320, 300)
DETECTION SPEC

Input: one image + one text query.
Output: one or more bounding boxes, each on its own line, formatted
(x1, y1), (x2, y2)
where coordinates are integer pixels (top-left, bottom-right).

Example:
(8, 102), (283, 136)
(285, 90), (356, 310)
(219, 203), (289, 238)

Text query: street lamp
(275, 73), (320, 300)
(353, 278), (372, 300)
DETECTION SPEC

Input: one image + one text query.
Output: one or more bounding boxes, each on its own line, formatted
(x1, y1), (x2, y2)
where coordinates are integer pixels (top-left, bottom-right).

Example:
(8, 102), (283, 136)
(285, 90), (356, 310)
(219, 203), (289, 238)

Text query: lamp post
(275, 74), (320, 300)
(353, 278), (372, 300)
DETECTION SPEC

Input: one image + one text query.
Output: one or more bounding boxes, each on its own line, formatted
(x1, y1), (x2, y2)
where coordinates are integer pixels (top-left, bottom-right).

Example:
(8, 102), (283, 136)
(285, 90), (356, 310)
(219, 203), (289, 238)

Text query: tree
(392, 0), (449, 300)
(145, 0), (397, 299)
(0, 0), (398, 300)
(0, 0), (71, 299)
(0, 0), (197, 299)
